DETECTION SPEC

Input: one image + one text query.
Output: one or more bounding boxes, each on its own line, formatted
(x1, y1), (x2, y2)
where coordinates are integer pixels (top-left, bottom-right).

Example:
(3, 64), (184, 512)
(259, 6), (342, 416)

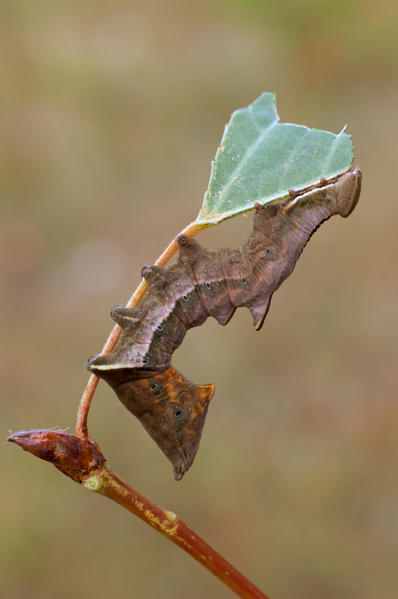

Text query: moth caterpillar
(88, 169), (361, 480)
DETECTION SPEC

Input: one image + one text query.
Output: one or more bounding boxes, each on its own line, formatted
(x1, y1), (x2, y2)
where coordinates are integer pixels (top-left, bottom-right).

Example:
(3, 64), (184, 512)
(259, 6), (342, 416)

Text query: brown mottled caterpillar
(88, 169), (361, 480)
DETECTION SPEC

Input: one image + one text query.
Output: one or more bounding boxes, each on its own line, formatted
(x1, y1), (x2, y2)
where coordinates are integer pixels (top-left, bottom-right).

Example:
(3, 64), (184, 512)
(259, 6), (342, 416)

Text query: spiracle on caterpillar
(88, 169), (361, 480)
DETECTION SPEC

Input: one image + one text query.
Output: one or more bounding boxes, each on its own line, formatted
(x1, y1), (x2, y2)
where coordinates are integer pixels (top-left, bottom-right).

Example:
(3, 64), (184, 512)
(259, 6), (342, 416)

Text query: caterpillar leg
(110, 305), (141, 328)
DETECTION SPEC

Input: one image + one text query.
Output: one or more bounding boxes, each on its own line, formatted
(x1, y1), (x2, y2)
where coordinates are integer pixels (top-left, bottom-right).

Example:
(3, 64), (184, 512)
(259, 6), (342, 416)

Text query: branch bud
(8, 429), (105, 483)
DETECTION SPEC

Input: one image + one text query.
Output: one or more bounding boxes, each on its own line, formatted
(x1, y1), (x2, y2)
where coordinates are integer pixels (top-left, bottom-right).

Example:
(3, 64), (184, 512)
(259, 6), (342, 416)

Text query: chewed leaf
(196, 92), (354, 225)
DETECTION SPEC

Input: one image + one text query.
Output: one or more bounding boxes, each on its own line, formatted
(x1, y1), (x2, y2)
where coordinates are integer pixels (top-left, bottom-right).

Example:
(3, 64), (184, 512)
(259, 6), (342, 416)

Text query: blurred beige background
(1, 1), (397, 598)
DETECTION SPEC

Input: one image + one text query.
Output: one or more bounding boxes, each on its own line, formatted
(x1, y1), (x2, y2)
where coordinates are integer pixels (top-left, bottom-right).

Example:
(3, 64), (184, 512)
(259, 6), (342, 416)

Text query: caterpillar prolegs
(88, 169), (362, 480)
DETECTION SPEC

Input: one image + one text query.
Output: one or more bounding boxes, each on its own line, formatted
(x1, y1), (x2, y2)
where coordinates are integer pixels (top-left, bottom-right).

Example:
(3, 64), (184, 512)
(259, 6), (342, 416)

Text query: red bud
(8, 429), (105, 483)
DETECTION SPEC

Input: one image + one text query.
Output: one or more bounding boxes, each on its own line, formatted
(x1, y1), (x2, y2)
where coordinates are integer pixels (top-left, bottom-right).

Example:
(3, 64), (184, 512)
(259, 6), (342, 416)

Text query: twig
(9, 430), (270, 599)
(90, 466), (270, 599)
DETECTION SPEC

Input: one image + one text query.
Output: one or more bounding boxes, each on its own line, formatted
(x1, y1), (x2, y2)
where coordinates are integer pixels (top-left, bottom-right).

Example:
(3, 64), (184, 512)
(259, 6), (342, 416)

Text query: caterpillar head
(113, 367), (214, 480)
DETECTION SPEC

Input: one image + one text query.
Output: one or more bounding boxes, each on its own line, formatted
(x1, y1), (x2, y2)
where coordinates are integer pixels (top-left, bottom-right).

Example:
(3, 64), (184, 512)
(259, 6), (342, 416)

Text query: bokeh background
(1, 1), (397, 598)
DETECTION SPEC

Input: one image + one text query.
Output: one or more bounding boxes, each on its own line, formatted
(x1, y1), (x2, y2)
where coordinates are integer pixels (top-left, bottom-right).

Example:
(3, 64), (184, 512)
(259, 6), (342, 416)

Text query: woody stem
(76, 221), (207, 438)
(85, 465), (270, 599)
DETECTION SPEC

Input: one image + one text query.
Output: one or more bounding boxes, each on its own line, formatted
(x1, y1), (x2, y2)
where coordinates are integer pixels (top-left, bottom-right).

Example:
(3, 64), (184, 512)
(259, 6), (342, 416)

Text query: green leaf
(197, 92), (354, 225)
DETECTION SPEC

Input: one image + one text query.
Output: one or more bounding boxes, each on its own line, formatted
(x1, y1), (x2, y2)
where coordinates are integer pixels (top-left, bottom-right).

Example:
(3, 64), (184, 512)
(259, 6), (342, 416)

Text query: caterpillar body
(88, 169), (361, 480)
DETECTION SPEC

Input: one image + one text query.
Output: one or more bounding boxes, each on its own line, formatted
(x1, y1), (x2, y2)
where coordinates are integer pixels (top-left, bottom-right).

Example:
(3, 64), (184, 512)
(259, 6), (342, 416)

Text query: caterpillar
(88, 169), (361, 480)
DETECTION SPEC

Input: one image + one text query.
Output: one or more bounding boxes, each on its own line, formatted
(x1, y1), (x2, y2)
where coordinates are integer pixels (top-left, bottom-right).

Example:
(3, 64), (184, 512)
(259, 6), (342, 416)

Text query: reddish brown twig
(9, 429), (270, 599)
(95, 467), (270, 599)
(76, 221), (207, 438)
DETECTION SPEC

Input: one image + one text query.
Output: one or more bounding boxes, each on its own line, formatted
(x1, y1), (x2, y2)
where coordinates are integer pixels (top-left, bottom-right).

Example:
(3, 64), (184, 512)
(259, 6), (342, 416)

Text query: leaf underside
(197, 92), (354, 225)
